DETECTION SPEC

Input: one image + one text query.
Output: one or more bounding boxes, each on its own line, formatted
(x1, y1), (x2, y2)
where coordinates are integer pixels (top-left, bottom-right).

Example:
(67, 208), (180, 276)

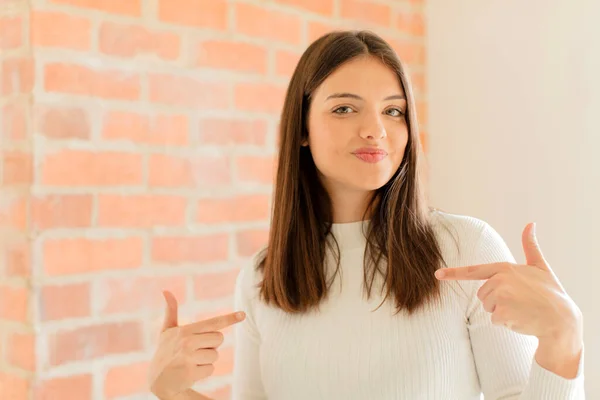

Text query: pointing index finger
(182, 311), (246, 335)
(435, 262), (508, 280)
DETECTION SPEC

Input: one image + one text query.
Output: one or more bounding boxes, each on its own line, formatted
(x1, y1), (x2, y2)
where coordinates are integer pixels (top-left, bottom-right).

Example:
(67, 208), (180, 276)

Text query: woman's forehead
(313, 57), (404, 101)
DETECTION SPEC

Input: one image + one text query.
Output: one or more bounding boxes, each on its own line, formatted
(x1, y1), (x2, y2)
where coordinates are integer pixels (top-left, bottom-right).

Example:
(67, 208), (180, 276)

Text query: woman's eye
(333, 106), (354, 114)
(386, 108), (404, 117)
(333, 107), (404, 116)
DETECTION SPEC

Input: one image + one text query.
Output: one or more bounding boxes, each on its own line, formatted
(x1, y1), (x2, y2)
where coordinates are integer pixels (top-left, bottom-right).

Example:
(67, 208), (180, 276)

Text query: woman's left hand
(434, 222), (583, 343)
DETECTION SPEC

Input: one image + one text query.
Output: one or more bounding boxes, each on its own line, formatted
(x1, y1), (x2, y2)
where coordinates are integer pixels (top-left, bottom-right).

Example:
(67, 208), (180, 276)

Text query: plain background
(427, 0), (599, 396)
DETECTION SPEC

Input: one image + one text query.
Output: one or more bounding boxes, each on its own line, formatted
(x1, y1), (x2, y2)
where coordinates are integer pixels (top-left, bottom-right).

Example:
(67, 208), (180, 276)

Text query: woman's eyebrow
(325, 92), (406, 101)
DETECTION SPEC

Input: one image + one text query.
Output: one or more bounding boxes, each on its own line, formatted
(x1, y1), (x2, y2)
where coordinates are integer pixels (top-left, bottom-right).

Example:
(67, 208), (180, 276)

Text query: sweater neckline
(329, 219), (369, 249)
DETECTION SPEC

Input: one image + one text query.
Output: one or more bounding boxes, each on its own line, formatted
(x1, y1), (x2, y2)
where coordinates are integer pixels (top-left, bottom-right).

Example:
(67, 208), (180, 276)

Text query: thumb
(161, 290), (178, 331)
(521, 222), (549, 270)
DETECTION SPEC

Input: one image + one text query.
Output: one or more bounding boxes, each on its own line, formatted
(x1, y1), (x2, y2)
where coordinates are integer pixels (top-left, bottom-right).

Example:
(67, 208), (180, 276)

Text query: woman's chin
(347, 176), (393, 192)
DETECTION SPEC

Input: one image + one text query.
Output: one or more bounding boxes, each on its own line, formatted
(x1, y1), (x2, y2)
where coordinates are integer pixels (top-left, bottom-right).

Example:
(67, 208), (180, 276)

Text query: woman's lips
(352, 149), (388, 163)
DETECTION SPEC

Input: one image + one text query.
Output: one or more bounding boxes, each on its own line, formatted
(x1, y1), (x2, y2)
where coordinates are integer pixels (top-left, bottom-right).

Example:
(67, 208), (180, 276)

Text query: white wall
(427, 0), (599, 396)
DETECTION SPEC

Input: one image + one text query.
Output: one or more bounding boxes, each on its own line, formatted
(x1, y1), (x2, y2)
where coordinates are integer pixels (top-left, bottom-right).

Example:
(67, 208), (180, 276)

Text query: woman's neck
(329, 190), (378, 223)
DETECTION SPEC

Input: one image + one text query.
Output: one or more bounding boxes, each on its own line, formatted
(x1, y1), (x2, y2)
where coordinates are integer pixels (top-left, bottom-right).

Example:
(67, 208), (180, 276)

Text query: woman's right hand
(148, 290), (246, 400)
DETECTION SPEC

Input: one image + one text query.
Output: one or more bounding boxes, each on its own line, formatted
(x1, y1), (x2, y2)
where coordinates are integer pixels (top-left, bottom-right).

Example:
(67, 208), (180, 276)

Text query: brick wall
(1, 0), (35, 399)
(0, 0), (427, 399)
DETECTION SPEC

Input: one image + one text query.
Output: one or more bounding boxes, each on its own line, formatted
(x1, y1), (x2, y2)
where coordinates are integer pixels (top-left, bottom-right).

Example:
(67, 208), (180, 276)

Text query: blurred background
(0, 0), (596, 399)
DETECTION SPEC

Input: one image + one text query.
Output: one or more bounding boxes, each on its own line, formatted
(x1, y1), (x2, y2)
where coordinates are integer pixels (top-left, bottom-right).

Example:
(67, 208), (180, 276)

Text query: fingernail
(236, 312), (246, 320)
(435, 270), (445, 279)
(532, 222), (536, 237)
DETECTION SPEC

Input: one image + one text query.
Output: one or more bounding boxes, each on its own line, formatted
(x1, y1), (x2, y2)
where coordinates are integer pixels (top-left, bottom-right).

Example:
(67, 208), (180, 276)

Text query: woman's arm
(466, 222), (585, 399)
(536, 330), (584, 380)
(232, 265), (268, 400)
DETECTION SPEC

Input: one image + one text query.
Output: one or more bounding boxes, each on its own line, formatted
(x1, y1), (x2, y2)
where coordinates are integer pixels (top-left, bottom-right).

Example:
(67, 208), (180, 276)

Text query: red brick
(397, 11), (425, 37)
(35, 375), (92, 400)
(2, 150), (33, 185)
(235, 155), (276, 184)
(44, 64), (140, 100)
(43, 237), (143, 276)
(0, 284), (28, 322)
(97, 276), (186, 315)
(389, 40), (426, 65)
(101, 111), (188, 146)
(196, 195), (270, 224)
(196, 40), (267, 74)
(40, 283), (91, 321)
(0, 16), (23, 50)
(104, 361), (150, 398)
(194, 269), (239, 300)
(151, 234), (228, 264)
(148, 154), (231, 187)
(48, 322), (144, 366)
(307, 21), (340, 43)
(98, 195), (187, 228)
(31, 195), (93, 229)
(40, 150), (143, 187)
(49, 0), (141, 16)
(149, 115), (189, 145)
(0, 195), (27, 231)
(1, 103), (28, 141)
(31, 11), (91, 50)
(4, 240), (31, 277)
(102, 111), (146, 141)
(234, 82), (286, 114)
(158, 0), (227, 30)
(340, 0), (392, 27)
(275, 50), (301, 77)
(148, 73), (229, 108)
(0, 372), (30, 400)
(36, 105), (90, 139)
(6, 331), (35, 371)
(99, 22), (180, 60)
(236, 228), (269, 257)
(274, 0), (334, 16)
(199, 118), (267, 146)
(1, 57), (34, 96)
(235, 3), (302, 45)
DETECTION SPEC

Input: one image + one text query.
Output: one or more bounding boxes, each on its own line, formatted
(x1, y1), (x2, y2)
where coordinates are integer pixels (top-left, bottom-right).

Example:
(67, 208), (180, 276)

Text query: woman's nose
(360, 116), (387, 140)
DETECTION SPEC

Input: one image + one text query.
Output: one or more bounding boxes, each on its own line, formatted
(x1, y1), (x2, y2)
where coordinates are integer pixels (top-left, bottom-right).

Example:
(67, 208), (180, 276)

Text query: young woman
(149, 30), (585, 400)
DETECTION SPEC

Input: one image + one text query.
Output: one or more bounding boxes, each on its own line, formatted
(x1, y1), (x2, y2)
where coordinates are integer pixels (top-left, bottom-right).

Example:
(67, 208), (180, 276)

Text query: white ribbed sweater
(232, 211), (585, 399)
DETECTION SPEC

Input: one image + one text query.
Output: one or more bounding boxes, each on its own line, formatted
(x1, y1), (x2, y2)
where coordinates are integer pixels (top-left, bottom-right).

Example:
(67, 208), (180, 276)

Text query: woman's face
(306, 56), (409, 200)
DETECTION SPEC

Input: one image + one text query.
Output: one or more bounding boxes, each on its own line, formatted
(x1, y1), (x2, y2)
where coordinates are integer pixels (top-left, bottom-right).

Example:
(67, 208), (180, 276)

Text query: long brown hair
(258, 30), (451, 315)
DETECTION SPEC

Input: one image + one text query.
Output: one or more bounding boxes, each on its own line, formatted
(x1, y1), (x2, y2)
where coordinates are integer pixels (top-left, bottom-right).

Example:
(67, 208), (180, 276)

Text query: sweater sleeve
(232, 264), (268, 400)
(466, 221), (585, 400)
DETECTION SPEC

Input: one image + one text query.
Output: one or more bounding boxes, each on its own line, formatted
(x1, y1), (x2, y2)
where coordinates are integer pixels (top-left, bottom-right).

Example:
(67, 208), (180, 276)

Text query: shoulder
(234, 245), (266, 304)
(429, 209), (488, 243)
(430, 209), (515, 265)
